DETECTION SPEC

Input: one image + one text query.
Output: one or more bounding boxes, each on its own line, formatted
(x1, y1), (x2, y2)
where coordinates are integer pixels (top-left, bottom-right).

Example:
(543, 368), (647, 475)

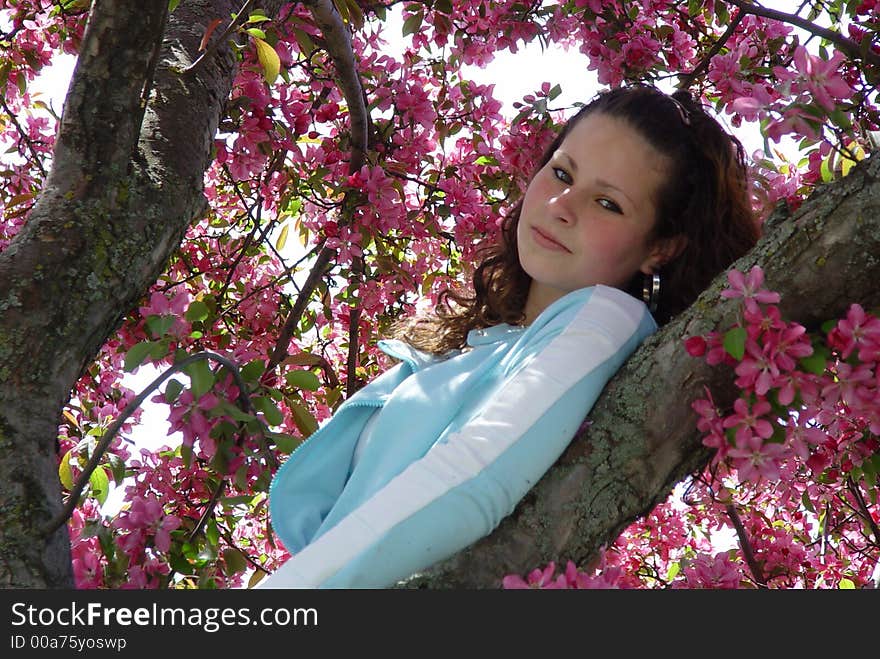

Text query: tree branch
(725, 503), (767, 587)
(304, 0), (369, 172)
(265, 0), (371, 372)
(266, 241), (334, 372)
(677, 9), (745, 90)
(725, 0), (880, 69)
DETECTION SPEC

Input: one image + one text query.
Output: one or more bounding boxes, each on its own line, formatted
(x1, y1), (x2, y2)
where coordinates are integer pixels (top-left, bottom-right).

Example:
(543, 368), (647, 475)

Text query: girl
(258, 85), (760, 588)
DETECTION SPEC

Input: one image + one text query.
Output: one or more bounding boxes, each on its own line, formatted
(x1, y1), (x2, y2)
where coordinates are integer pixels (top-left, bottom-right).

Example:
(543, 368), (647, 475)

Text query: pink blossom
(162, 390), (221, 453)
(735, 341), (780, 396)
(723, 397), (775, 445)
(720, 266), (781, 314)
(791, 45), (854, 111)
(677, 552), (744, 589)
(828, 304), (880, 360)
(502, 561), (567, 589)
(767, 105), (822, 143)
(728, 433), (787, 482)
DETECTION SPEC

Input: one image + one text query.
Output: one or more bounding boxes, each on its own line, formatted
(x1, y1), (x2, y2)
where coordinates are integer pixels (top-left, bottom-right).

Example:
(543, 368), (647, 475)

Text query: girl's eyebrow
(552, 151), (577, 171)
(595, 178), (635, 207)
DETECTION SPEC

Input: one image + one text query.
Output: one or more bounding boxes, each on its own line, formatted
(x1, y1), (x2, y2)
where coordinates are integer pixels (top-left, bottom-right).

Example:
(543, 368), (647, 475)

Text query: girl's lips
(531, 226), (570, 252)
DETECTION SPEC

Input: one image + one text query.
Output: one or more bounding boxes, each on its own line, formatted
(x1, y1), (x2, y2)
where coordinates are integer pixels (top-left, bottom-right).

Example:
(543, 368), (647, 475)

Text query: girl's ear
(640, 235), (688, 274)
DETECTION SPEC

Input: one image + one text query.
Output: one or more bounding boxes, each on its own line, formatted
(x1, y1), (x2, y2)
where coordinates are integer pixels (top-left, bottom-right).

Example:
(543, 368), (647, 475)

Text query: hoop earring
(642, 272), (660, 313)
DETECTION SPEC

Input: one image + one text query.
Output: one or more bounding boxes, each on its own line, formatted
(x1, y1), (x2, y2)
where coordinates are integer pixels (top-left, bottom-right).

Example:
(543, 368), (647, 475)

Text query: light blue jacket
(261, 285), (656, 588)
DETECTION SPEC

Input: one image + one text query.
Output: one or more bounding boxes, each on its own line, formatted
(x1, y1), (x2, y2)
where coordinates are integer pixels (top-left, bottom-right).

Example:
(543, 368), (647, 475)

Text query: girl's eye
(597, 198), (623, 214)
(552, 167), (573, 185)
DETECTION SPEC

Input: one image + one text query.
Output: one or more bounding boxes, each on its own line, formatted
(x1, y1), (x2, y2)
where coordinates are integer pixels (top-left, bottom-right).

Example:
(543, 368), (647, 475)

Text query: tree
(0, 0), (877, 588)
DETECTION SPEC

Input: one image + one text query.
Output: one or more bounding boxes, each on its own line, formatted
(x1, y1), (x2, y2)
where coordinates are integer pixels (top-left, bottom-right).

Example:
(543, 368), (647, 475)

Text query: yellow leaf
(248, 570), (267, 588)
(59, 450), (74, 490)
(839, 577), (856, 589)
(276, 222), (289, 251)
(253, 37), (280, 85)
(62, 410), (80, 430)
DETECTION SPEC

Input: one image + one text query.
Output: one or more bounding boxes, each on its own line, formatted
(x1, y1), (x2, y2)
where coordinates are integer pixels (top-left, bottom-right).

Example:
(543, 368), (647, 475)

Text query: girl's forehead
(558, 113), (670, 174)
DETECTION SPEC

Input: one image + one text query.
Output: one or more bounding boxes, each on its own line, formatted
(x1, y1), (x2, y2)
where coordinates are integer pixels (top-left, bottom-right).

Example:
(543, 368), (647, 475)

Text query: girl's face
(517, 112), (679, 320)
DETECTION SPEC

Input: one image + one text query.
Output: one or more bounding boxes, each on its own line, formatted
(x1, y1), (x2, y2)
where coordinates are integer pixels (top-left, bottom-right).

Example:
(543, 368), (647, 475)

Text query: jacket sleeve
(257, 286), (656, 588)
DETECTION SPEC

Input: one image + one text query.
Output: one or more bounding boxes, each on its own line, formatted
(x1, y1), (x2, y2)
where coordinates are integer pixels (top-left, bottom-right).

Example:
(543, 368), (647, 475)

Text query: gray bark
(0, 0), (285, 588)
(402, 153), (880, 588)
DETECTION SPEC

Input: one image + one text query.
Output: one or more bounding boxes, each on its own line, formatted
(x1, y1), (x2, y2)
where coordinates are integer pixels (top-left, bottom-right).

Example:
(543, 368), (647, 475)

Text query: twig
(677, 9), (745, 90)
(0, 97), (48, 178)
(266, 240), (334, 372)
(725, 503), (768, 587)
(182, 0), (256, 76)
(188, 478), (227, 543)
(846, 476), (880, 547)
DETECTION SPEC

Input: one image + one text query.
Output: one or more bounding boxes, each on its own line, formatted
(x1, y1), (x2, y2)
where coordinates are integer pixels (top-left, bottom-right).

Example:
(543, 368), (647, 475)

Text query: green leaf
(798, 352), (827, 375)
(168, 0), (180, 12)
(246, 12), (270, 24)
(186, 358), (215, 400)
(89, 466), (110, 506)
(801, 491), (815, 514)
(402, 10), (424, 37)
(666, 561), (681, 581)
(269, 432), (302, 454)
(219, 401), (256, 423)
(124, 341), (157, 372)
(722, 327), (747, 360)
(246, 27), (267, 40)
(145, 314), (175, 338)
(253, 37), (280, 84)
(820, 154), (834, 182)
(285, 369), (320, 391)
(222, 547), (248, 575)
(434, 0), (453, 13)
(59, 450), (74, 490)
(240, 359), (266, 383)
(107, 453), (127, 486)
(290, 27), (315, 56)
(206, 518), (220, 547)
(253, 396), (284, 426)
(185, 300), (210, 323)
(150, 340), (170, 361)
(181, 442), (193, 469)
(288, 398), (318, 438)
(839, 577), (855, 589)
(164, 378), (184, 403)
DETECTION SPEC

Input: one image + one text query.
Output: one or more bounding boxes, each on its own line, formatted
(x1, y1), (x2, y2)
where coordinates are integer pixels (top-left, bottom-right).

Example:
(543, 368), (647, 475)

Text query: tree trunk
(0, 0), (284, 588)
(401, 153), (880, 588)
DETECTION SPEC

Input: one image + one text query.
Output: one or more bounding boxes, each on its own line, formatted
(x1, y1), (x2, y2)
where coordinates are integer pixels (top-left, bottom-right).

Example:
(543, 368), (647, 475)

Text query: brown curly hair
(395, 85), (761, 354)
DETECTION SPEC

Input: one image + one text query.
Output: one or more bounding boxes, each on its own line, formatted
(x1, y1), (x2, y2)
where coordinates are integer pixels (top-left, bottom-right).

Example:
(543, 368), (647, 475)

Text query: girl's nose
(548, 188), (576, 224)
